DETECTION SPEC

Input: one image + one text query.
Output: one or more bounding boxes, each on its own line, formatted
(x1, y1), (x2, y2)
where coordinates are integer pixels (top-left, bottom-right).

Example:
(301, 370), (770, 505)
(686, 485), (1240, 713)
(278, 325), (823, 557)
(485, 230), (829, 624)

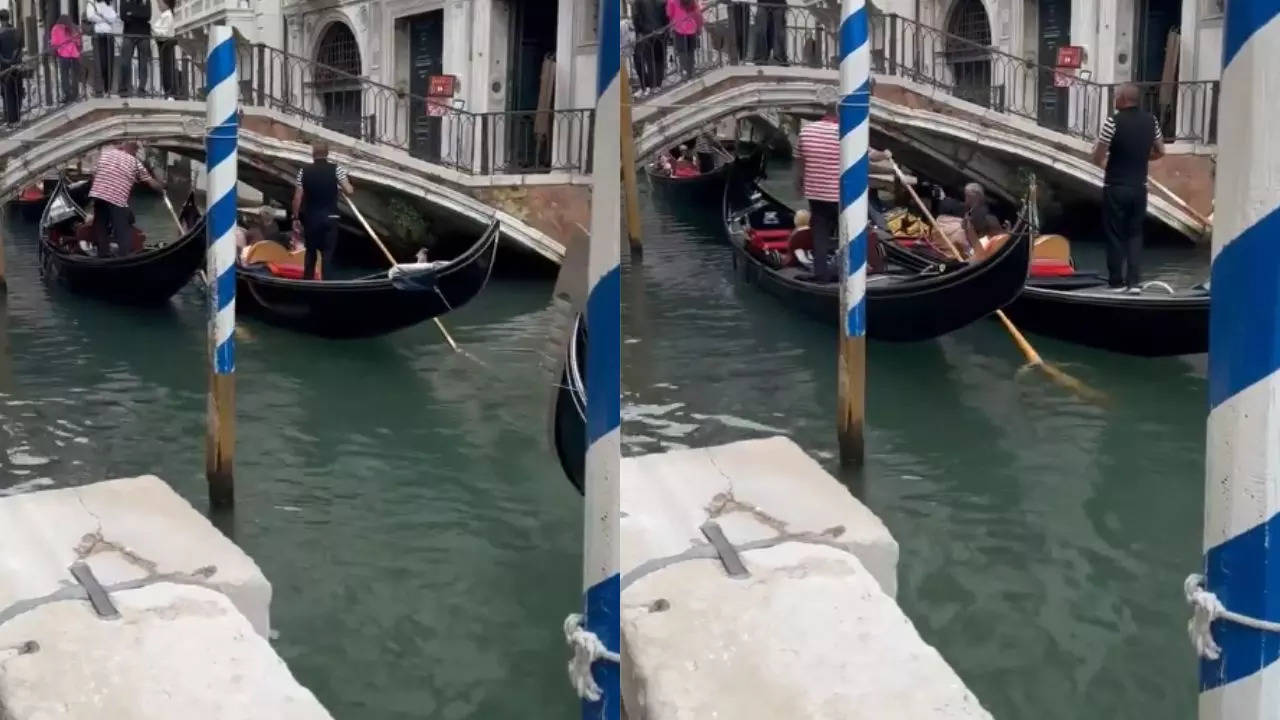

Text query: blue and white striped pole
(1192, 0), (1280, 713)
(205, 26), (238, 508)
(836, 0), (869, 465)
(571, 0), (621, 717)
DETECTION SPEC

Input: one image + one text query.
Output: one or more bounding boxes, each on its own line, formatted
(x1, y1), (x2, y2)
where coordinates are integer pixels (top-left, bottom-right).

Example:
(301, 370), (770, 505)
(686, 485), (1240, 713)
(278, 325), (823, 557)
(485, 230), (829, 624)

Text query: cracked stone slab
(0, 583), (332, 719)
(621, 544), (992, 720)
(0, 476), (271, 637)
(621, 436), (898, 596)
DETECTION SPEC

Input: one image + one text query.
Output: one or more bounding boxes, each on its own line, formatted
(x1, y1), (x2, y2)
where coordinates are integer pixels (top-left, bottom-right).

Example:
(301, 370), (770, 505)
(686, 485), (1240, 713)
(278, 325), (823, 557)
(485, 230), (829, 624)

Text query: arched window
(314, 22), (363, 138)
(944, 0), (994, 108)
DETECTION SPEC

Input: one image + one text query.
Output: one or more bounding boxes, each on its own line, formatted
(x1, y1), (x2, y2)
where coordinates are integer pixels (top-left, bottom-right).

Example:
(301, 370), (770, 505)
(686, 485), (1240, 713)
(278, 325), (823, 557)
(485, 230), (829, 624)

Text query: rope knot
(1185, 573), (1224, 660)
(563, 613), (620, 702)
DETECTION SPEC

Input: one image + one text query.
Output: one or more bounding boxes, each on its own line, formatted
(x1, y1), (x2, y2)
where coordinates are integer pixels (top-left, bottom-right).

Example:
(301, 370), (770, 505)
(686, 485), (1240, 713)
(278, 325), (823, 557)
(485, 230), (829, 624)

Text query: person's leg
(1126, 188), (1147, 288)
(810, 199), (837, 281)
(93, 201), (112, 255)
(731, 5), (749, 63)
(100, 35), (114, 94)
(117, 36), (134, 95)
(2, 75), (15, 124)
(109, 203), (133, 255)
(139, 38), (152, 94)
(773, 7), (788, 64)
(1101, 186), (1125, 288)
(162, 41), (176, 96)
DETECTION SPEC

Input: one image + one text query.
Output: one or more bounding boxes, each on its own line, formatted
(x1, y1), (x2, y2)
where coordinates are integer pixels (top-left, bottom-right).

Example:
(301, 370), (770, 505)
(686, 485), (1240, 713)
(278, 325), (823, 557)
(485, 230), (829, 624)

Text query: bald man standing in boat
(1091, 83), (1165, 293)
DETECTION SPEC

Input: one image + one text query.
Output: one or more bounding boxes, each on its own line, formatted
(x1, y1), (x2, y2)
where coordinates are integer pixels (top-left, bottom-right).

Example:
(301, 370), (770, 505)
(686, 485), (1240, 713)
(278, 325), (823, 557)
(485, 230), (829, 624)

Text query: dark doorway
(506, 0), (559, 171)
(314, 22), (364, 139)
(945, 0), (993, 109)
(1133, 0), (1179, 137)
(1036, 0), (1071, 130)
(407, 11), (444, 162)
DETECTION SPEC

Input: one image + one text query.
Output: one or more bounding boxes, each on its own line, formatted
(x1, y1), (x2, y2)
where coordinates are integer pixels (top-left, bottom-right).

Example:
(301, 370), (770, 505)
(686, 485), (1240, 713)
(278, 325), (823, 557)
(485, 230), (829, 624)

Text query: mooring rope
(562, 613), (621, 702)
(1184, 574), (1280, 660)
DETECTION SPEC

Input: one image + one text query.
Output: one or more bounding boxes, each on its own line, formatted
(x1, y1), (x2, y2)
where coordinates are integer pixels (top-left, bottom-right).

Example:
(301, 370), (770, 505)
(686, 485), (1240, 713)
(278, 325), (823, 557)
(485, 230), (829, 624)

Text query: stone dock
(0, 476), (332, 719)
(621, 436), (992, 719)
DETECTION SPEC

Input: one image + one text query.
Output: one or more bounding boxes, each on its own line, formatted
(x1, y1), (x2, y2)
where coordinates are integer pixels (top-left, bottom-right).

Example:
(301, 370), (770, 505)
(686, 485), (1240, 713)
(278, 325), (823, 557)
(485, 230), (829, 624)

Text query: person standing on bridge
(292, 141), (355, 281)
(0, 10), (23, 127)
(88, 141), (165, 257)
(117, 0), (151, 97)
(85, 0), (120, 97)
(1091, 82), (1165, 292)
(152, 0), (176, 99)
(666, 0), (703, 80)
(632, 0), (668, 95)
(50, 16), (82, 105)
(795, 103), (891, 282)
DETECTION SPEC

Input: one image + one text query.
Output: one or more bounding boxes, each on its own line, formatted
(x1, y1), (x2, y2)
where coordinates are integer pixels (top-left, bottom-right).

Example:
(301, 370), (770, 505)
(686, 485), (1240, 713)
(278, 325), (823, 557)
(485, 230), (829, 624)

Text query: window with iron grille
(314, 22), (363, 139)
(944, 0), (992, 62)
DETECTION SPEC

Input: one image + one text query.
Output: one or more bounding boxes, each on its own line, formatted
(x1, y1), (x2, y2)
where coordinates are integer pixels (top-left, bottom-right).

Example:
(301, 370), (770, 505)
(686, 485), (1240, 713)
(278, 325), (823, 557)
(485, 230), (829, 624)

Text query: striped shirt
(797, 117), (840, 202)
(1098, 114), (1162, 145)
(89, 147), (154, 208)
(296, 164), (349, 186)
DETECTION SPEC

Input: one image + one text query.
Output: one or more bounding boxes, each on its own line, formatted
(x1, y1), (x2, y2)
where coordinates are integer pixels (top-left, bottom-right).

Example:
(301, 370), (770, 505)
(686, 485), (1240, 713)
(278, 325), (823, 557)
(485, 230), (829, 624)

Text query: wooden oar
(161, 192), (182, 230)
(890, 161), (1106, 404)
(343, 195), (460, 353)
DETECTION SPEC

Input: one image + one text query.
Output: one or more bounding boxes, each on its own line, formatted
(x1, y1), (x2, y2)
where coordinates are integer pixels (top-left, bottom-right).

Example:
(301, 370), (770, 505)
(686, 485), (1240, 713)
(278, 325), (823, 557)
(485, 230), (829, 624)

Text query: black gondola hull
(235, 220), (500, 339)
(1001, 282), (1209, 356)
(39, 180), (205, 306)
(647, 141), (766, 203)
(725, 181), (1032, 342)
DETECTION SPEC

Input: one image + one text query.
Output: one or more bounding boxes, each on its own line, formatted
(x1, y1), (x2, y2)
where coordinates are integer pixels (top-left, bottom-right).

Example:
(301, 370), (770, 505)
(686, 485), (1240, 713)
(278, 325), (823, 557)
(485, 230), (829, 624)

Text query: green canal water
(624, 169), (1211, 719)
(0, 196), (580, 719)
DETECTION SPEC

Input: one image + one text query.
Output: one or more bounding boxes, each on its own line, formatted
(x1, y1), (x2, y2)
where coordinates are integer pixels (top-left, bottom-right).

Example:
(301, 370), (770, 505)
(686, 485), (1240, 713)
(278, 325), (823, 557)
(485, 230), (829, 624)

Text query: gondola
(724, 179), (1032, 341)
(646, 139), (767, 203)
(38, 177), (205, 305)
(551, 313), (586, 495)
(12, 176), (91, 222)
(235, 217), (501, 339)
(882, 231), (1210, 356)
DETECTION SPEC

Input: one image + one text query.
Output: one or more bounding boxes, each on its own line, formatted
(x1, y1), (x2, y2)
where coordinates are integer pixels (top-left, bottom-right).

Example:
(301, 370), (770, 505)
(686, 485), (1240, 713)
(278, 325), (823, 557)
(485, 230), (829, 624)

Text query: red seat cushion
(1030, 258), (1075, 277)
(267, 262), (315, 280)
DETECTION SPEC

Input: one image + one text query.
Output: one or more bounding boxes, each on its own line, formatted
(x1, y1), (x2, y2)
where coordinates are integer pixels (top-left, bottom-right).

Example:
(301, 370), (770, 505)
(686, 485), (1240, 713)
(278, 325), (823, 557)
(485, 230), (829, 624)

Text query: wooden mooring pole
(836, 0), (869, 467)
(619, 70), (643, 257)
(205, 27), (238, 509)
(1188, 1), (1280, 715)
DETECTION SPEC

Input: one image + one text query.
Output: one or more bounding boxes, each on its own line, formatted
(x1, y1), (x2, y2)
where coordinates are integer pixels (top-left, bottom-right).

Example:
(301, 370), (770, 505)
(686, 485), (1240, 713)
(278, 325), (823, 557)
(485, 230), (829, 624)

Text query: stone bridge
(0, 40), (597, 263)
(628, 5), (1215, 238)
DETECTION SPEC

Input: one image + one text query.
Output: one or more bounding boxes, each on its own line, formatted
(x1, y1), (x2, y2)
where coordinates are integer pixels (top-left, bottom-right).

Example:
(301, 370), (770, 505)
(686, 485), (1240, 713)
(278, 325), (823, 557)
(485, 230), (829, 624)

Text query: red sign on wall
(1055, 46), (1084, 69)
(427, 74), (458, 97)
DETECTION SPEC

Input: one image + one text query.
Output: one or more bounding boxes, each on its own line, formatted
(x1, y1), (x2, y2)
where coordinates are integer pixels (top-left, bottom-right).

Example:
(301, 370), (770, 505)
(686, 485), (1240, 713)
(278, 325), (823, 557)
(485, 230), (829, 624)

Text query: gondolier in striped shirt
(795, 103), (891, 282)
(87, 141), (165, 257)
(292, 140), (354, 280)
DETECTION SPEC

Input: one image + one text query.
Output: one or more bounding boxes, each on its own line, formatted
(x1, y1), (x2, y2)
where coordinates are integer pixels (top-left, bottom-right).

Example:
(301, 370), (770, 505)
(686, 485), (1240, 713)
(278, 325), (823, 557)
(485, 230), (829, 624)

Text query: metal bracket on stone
(69, 562), (120, 620)
(700, 521), (750, 579)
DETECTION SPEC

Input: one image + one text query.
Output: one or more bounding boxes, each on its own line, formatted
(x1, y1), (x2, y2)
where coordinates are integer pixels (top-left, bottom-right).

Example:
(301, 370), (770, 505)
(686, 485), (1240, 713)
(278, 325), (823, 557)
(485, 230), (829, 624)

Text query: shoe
(1126, 286), (1142, 294)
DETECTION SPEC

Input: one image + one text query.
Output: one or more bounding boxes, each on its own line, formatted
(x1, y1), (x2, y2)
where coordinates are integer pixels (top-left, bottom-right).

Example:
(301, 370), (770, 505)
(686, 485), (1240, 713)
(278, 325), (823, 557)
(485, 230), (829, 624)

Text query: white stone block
(621, 544), (993, 720)
(0, 583), (332, 720)
(0, 476), (272, 637)
(621, 436), (898, 596)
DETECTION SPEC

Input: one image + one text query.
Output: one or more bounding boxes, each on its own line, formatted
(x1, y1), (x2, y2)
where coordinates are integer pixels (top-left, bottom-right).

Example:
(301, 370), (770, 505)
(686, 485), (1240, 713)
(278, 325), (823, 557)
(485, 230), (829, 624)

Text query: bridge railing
(627, 2), (1217, 146)
(0, 36), (594, 177)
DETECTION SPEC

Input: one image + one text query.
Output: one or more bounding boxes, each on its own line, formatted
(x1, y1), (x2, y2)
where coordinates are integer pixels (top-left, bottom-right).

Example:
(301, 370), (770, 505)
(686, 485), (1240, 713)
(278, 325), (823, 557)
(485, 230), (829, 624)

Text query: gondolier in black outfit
(1091, 83), (1165, 293)
(292, 141), (354, 281)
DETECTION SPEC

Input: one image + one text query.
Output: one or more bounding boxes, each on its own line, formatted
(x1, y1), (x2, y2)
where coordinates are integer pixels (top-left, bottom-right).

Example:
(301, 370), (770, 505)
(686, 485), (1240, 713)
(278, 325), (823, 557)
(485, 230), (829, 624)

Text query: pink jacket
(51, 25), (81, 59)
(666, 0), (703, 36)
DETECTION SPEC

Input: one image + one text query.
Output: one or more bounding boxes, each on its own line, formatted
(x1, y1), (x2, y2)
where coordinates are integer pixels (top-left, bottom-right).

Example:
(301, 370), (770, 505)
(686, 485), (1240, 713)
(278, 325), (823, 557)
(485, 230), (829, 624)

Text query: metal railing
(0, 34), (595, 176)
(626, 1), (1218, 145)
